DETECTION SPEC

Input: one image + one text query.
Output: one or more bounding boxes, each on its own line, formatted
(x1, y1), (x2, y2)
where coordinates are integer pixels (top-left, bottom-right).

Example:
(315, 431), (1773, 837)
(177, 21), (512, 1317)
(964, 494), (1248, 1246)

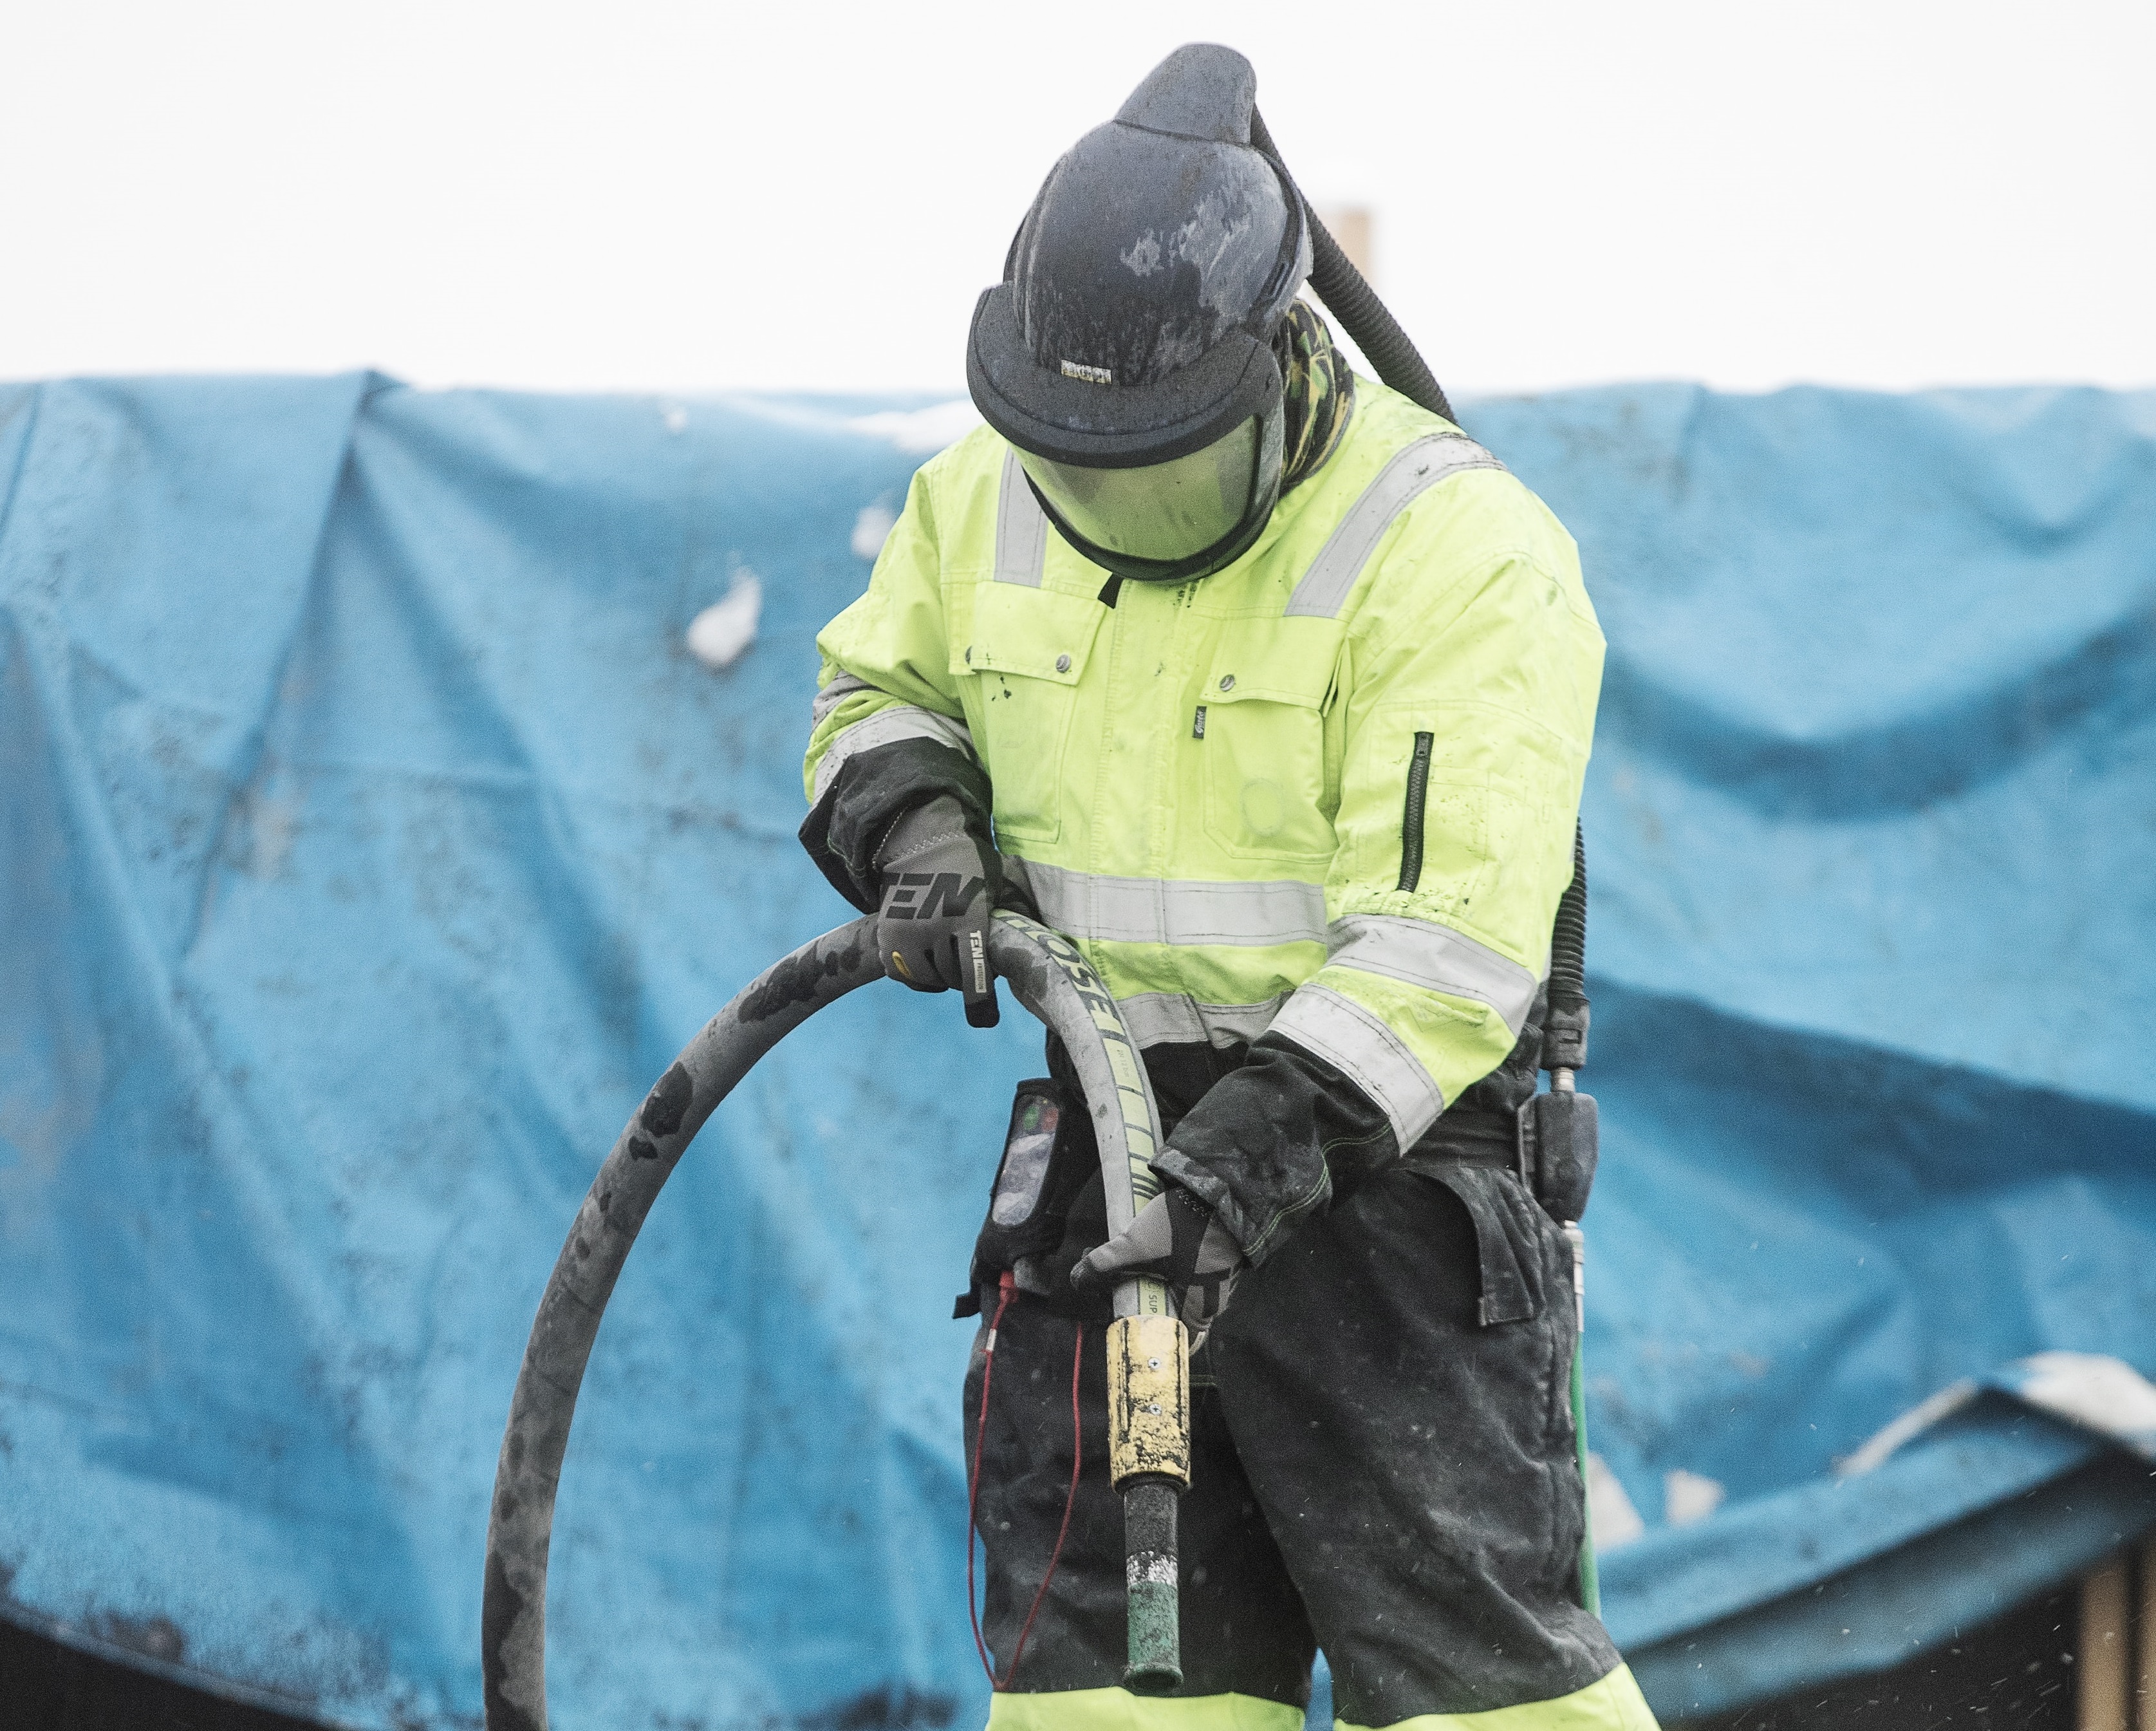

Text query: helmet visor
(1017, 418), (1259, 566)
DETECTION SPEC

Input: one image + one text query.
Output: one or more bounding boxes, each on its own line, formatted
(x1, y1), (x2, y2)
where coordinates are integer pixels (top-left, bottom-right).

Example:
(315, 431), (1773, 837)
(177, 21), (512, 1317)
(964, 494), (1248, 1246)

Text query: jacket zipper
(1398, 731), (1435, 891)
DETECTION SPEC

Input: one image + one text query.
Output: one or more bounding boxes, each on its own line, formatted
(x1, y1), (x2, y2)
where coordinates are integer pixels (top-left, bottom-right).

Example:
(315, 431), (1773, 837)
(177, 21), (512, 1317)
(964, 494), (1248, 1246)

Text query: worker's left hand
(871, 796), (1001, 1024)
(1072, 1184), (1245, 1340)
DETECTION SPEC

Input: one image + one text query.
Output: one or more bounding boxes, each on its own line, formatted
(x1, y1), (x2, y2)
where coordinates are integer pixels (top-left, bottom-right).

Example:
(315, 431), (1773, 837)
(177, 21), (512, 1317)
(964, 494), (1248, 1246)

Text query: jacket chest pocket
(952, 583), (1106, 845)
(1198, 617), (1344, 863)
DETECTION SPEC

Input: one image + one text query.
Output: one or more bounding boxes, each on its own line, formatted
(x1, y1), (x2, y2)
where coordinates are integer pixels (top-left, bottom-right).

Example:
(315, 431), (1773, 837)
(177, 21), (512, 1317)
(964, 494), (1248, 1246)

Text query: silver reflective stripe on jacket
(810, 672), (877, 727)
(1268, 984), (1446, 1153)
(1113, 991), (1290, 1051)
(994, 450), (1048, 587)
(1285, 434), (1506, 619)
(1012, 859), (1327, 948)
(811, 704), (976, 801)
(1327, 913), (1540, 1035)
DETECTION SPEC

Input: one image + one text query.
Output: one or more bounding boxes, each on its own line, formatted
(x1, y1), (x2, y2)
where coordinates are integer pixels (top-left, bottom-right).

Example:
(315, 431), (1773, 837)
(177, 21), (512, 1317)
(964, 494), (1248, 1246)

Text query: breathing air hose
(1248, 110), (1456, 429)
(482, 910), (1189, 1730)
(1254, 106), (1604, 1615)
(1543, 830), (1600, 1614)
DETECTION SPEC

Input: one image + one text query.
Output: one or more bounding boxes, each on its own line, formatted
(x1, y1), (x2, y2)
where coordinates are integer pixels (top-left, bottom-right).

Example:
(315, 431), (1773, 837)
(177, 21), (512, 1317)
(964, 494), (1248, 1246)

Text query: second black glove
(1071, 1183), (1245, 1345)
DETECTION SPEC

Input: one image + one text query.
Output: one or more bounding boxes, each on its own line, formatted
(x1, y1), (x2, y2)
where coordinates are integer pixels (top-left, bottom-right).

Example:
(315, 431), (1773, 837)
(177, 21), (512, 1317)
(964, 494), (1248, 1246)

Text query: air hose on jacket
(1248, 110), (1456, 429)
(1254, 106), (1605, 1615)
(1546, 823), (1590, 1073)
(1537, 826), (1601, 1613)
(481, 912), (1189, 1729)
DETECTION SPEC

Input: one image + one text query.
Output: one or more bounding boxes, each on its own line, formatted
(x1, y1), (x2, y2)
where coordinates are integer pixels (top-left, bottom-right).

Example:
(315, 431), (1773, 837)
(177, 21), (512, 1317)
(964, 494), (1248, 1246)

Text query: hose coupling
(1106, 1313), (1191, 1490)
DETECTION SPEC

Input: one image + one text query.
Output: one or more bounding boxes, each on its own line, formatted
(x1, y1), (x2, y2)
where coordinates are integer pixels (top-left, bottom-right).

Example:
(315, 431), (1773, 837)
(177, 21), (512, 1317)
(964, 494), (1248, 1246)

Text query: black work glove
(872, 796), (1001, 1025)
(1072, 1183), (1245, 1345)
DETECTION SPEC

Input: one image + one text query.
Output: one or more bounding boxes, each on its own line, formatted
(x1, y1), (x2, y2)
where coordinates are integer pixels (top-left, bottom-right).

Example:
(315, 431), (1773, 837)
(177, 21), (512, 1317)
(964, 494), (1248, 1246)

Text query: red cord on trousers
(965, 1271), (1086, 1693)
(965, 1273), (1016, 1685)
(1005, 1322), (1083, 1687)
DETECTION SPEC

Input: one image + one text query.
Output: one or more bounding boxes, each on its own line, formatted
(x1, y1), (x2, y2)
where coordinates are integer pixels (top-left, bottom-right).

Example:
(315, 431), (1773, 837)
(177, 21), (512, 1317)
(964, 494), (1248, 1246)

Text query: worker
(799, 42), (1659, 1731)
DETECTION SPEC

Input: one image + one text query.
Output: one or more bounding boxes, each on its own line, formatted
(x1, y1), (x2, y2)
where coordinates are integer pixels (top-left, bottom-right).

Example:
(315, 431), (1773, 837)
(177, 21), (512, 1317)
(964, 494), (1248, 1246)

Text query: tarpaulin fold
(1, 376), (2152, 1726)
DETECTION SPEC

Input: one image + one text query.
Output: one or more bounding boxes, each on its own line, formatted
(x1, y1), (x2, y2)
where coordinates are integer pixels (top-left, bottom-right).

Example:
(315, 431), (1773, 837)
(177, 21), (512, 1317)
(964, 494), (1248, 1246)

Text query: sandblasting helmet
(965, 44), (1312, 583)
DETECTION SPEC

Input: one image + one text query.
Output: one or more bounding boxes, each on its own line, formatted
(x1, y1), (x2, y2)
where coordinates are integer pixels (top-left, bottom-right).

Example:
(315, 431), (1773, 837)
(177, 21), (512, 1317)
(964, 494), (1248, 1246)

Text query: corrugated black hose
(1545, 821), (1590, 1072)
(1249, 109), (1458, 429)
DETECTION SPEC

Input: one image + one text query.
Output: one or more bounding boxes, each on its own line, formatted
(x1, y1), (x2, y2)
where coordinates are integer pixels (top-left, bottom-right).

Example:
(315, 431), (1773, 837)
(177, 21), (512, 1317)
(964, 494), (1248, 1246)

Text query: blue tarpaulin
(2, 374), (2152, 1727)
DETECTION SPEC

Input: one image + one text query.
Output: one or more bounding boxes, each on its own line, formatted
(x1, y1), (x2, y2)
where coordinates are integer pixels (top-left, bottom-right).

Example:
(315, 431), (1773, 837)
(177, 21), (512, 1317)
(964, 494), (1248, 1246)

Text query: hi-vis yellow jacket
(804, 380), (1602, 1255)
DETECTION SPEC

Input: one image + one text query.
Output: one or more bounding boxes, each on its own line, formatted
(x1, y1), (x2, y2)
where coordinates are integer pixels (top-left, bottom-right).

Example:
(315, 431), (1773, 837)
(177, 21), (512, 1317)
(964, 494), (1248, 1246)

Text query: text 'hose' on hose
(481, 910), (1191, 1731)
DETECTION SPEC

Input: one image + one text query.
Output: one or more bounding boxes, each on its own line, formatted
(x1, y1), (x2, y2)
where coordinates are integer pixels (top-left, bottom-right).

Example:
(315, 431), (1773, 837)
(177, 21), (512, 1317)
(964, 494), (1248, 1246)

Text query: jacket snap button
(1055, 653), (1071, 673)
(1219, 673), (1236, 691)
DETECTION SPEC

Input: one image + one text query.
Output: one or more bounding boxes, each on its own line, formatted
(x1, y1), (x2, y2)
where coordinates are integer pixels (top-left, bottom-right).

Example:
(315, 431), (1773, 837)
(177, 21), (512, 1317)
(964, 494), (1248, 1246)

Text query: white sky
(3, 0), (2151, 398)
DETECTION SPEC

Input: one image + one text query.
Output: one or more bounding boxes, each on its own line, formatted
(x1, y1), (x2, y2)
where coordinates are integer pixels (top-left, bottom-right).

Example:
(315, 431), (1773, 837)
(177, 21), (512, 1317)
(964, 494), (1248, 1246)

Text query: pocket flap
(1406, 1161), (1547, 1327)
(953, 582), (1107, 684)
(1203, 615), (1344, 709)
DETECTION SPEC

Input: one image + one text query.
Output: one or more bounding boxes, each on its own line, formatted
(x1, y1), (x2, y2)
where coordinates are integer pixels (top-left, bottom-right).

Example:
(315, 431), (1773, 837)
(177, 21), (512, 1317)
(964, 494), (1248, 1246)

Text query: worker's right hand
(871, 796), (1001, 1024)
(1072, 1183), (1245, 1343)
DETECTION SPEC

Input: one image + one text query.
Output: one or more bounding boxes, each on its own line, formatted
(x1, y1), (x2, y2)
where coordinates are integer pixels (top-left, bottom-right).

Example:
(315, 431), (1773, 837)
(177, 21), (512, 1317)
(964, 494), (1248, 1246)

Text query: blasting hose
(482, 912), (1190, 1730)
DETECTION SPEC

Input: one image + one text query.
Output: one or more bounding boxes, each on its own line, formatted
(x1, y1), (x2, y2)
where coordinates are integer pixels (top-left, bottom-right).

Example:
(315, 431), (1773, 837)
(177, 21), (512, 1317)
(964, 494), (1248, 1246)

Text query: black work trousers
(963, 1149), (1625, 1723)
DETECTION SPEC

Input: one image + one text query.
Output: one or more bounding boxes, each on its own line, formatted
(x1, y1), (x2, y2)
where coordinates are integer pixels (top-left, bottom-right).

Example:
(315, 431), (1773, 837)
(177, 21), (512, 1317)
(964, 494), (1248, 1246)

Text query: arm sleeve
(1154, 523), (1604, 1260)
(800, 464), (996, 911)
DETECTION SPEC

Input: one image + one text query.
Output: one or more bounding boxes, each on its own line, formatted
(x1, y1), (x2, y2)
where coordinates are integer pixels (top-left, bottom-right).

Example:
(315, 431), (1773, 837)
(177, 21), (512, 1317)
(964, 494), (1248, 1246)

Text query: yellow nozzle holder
(1107, 1313), (1191, 1490)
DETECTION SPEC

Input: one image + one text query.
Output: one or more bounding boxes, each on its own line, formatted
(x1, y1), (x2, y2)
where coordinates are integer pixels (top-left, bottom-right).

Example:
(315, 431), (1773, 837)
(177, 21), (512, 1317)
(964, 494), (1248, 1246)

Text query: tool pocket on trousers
(962, 1078), (1101, 1309)
(1404, 1161), (1548, 1327)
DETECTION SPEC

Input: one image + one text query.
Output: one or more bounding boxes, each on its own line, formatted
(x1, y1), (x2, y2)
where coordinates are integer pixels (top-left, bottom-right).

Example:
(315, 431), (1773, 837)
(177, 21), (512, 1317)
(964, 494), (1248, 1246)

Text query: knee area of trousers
(1334, 1662), (1660, 1731)
(985, 1686), (1307, 1731)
